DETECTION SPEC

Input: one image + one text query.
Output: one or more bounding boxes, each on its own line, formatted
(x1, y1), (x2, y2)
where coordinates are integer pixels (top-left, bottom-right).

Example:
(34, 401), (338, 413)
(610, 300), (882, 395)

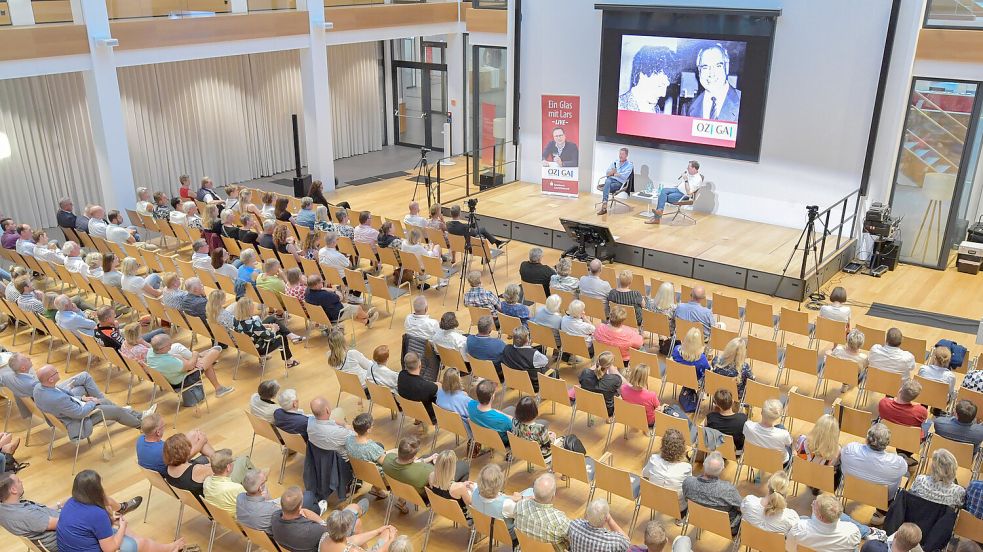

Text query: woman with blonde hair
(918, 345), (956, 402)
(712, 337), (755, 398)
(426, 450), (474, 509)
(205, 289), (234, 331)
(84, 252), (104, 279)
(578, 350), (624, 418)
(593, 304), (643, 365)
(739, 472), (799, 533)
(314, 205), (331, 232)
(499, 283), (530, 324)
(202, 203), (221, 235)
(621, 363), (661, 427)
(606, 269), (644, 325)
(549, 257), (579, 292)
(671, 326), (711, 412)
(425, 202), (446, 233)
(300, 230), (323, 261)
(910, 448), (965, 507)
(232, 296), (299, 368)
(120, 322), (152, 362)
(436, 368), (472, 426)
(160, 272), (187, 309)
(120, 256), (162, 305)
(326, 327), (372, 388)
(648, 281), (677, 350)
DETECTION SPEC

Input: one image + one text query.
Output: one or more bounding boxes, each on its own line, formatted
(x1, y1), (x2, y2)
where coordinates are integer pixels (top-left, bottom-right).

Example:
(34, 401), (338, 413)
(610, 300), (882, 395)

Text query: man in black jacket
(56, 197), (77, 229)
(445, 204), (503, 247)
(519, 247), (555, 297)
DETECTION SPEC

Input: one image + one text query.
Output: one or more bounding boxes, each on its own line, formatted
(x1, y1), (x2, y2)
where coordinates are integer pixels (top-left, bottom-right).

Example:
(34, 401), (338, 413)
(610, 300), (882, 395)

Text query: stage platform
(326, 178), (856, 301)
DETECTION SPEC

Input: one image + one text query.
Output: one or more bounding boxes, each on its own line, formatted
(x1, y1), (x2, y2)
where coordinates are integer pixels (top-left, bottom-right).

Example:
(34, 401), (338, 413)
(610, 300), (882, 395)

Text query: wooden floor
(331, 176), (833, 276)
(2, 187), (982, 551)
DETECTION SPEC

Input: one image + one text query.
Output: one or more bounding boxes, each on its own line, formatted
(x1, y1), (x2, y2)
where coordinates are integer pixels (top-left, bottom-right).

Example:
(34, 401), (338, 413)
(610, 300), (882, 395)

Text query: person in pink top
(620, 363), (661, 427)
(120, 322), (152, 362)
(593, 305), (643, 365)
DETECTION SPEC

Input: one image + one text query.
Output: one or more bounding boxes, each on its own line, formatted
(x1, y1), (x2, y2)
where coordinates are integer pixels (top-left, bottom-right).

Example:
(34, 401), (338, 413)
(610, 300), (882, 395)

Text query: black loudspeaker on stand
(872, 239), (902, 271)
(291, 114), (312, 197)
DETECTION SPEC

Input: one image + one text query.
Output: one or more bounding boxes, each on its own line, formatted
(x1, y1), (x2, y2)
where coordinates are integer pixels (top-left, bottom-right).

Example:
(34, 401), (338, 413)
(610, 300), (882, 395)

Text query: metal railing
(433, 140), (518, 205)
(800, 189), (863, 278)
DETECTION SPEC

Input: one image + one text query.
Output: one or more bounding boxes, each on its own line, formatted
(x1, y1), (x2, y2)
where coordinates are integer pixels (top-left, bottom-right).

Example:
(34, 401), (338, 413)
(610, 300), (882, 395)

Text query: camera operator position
(446, 198), (506, 248)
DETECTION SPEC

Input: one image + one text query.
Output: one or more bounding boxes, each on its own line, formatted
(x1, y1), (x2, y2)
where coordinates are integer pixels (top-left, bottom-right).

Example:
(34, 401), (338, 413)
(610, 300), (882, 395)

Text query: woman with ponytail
(739, 472), (799, 533)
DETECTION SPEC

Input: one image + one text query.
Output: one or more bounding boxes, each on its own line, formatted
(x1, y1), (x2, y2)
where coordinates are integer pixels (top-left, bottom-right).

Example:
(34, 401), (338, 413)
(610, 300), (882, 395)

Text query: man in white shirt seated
(13, 225), (35, 257)
(62, 242), (87, 274)
(318, 232), (351, 281)
(578, 259), (612, 300)
(785, 494), (860, 552)
(403, 201), (426, 228)
(169, 202), (188, 225)
(306, 396), (354, 460)
(87, 205), (109, 238)
(191, 239), (211, 270)
(867, 327), (916, 380)
(647, 160), (704, 225)
(135, 187), (154, 215)
(840, 423), (909, 500)
(105, 210), (139, 245)
(404, 296), (439, 341)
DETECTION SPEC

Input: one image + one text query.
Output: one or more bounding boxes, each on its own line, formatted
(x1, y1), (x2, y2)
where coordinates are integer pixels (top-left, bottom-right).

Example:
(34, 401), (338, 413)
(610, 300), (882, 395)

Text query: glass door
(889, 78), (982, 268)
(393, 61), (448, 151)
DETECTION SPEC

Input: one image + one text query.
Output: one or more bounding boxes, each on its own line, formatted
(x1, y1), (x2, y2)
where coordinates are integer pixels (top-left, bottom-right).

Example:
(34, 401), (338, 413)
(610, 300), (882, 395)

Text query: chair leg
(278, 447), (289, 485)
(174, 503), (185, 540)
(47, 427), (56, 460)
(143, 482), (153, 523)
(206, 520), (217, 552)
(421, 511), (435, 551)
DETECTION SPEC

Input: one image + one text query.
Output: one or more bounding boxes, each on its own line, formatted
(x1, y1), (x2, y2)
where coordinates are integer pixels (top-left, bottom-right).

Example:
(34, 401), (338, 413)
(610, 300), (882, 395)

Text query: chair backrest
(637, 477), (682, 520)
(695, 426), (738, 462)
(209, 505), (245, 539)
(507, 433), (548, 469)
(386, 475), (429, 510)
(581, 295), (606, 321)
(499, 312), (522, 338)
(434, 344), (469, 374)
(900, 335), (927, 362)
(434, 405), (470, 441)
(550, 443), (590, 483)
(612, 397), (650, 434)
(747, 335), (779, 366)
(470, 421), (508, 453)
(674, 319), (703, 342)
(742, 442), (785, 475)
(864, 367), (902, 399)
(279, 430), (307, 455)
(245, 410), (284, 446)
(502, 366), (536, 396)
(881, 419), (922, 454)
(593, 341), (622, 362)
(593, 460), (637, 501)
(654, 409), (693, 446)
(143, 468), (178, 499)
(344, 268), (368, 295)
(956, 386), (983, 422)
(573, 387), (609, 419)
(521, 282), (548, 305)
(790, 456), (835, 494)
(913, 374), (951, 411)
(425, 487), (471, 527)
(744, 299), (775, 329)
(686, 500), (733, 540)
(786, 389), (826, 429)
(711, 293), (741, 321)
(835, 402), (874, 440)
(704, 370), (738, 402)
(642, 309), (671, 338)
(528, 321), (558, 349)
(172, 486), (211, 518)
(537, 374), (572, 409)
(470, 509), (512, 545)
(925, 433), (975, 472)
(350, 458), (388, 490)
(954, 509), (983, 543)
(515, 530), (555, 552)
(841, 474), (889, 510)
(855, 324), (886, 349)
(821, 355), (860, 386)
(559, 331), (592, 359)
(469, 358), (500, 384)
(739, 520), (786, 551)
(395, 396), (434, 428)
(784, 344), (819, 377)
(814, 317), (847, 347)
(744, 379), (781, 413)
(241, 524), (283, 552)
(778, 307), (812, 338)
(709, 327), (739, 354)
(365, 382), (400, 415)
(466, 306), (493, 328)
(664, 358), (699, 390)
(335, 370), (367, 406)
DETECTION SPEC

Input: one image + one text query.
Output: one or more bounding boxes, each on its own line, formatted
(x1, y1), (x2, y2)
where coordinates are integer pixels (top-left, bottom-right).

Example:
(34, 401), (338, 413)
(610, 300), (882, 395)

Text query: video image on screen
(616, 36), (747, 148)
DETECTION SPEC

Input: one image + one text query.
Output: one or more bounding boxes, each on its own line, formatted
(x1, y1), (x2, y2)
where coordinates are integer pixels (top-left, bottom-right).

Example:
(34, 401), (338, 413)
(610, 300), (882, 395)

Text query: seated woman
(300, 231), (322, 261)
(163, 433), (215, 499)
(530, 294), (563, 350)
(223, 209), (258, 246)
(273, 197), (292, 222)
(620, 363), (661, 428)
(293, 197), (317, 229)
(432, 312), (468, 356)
(327, 328), (372, 388)
(57, 470), (188, 552)
(120, 257), (162, 307)
(436, 368), (472, 425)
(577, 351), (624, 419)
(344, 413), (390, 499)
(909, 448), (965, 507)
(377, 221), (401, 250)
(605, 269), (644, 326)
(120, 322), (153, 362)
(101, 253), (123, 288)
(594, 305), (643, 367)
(549, 257), (579, 293)
(793, 414), (841, 493)
(160, 272), (187, 309)
(739, 472), (799, 534)
(511, 396), (556, 465)
(232, 296), (300, 368)
(259, 192), (276, 219)
(333, 209), (355, 239)
(318, 509), (397, 552)
(426, 450), (474, 510)
(642, 428), (692, 513)
(365, 345), (400, 392)
(283, 268), (307, 303)
(818, 286), (851, 327)
(825, 329), (868, 393)
(201, 203), (222, 237)
(84, 252), (104, 280)
(560, 299), (595, 353)
(918, 346), (957, 403)
(711, 337), (755, 398)
(250, 380), (280, 422)
(314, 205), (331, 232)
(272, 224), (302, 264)
(425, 203), (447, 233)
(499, 283), (530, 325)
(205, 289), (235, 332)
(470, 464), (524, 543)
(210, 248), (239, 280)
(671, 327), (711, 412)
(400, 229), (444, 290)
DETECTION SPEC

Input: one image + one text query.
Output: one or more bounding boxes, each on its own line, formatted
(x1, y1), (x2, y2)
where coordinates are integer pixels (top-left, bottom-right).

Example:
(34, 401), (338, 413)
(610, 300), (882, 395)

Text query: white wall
(519, 0), (894, 228)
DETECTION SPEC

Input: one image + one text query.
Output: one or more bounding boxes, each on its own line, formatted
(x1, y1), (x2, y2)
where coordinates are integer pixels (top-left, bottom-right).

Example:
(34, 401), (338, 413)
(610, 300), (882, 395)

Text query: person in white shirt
(169, 202), (188, 225)
(365, 345), (400, 391)
(87, 205), (109, 238)
(404, 296), (439, 341)
(743, 399), (793, 466)
(403, 201), (427, 228)
(135, 187), (154, 215)
(641, 428), (692, 511)
(317, 232), (351, 280)
(785, 494), (860, 552)
(839, 423), (909, 498)
(577, 259), (612, 300)
(326, 329), (373, 386)
(740, 472), (799, 534)
(917, 346), (957, 401)
(62, 241), (87, 275)
(190, 239), (211, 270)
(105, 210), (137, 245)
(818, 286), (851, 325)
(647, 160), (704, 225)
(431, 312), (468, 357)
(868, 327), (916, 380)
(249, 380), (280, 423)
(13, 225), (34, 257)
(560, 300), (596, 346)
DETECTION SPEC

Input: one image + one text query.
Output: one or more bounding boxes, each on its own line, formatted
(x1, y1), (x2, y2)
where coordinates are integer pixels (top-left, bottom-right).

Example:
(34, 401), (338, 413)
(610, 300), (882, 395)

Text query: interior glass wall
(392, 37), (448, 151)
(889, 79), (981, 268)
(471, 45), (509, 188)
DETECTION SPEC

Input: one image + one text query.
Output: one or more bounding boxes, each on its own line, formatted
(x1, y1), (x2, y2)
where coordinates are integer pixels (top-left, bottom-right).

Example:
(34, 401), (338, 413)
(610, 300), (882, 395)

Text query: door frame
(391, 58), (448, 151)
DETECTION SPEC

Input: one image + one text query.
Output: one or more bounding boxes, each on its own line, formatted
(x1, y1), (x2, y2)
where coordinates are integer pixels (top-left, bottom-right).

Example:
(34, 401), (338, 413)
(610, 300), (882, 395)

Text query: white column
(80, 0), (136, 212)
(229, 0), (248, 14)
(383, 40), (396, 147)
(7, 0), (35, 26)
(298, 0), (336, 189)
(445, 32), (465, 155)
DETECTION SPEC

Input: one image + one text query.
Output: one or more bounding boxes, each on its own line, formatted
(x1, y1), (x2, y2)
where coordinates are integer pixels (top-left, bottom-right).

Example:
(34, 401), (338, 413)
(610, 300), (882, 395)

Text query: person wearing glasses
(686, 42), (741, 122)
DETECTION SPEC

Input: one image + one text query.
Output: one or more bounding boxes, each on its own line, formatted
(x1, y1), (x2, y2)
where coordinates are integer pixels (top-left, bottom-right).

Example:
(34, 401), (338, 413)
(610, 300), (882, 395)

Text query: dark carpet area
(866, 302), (979, 335)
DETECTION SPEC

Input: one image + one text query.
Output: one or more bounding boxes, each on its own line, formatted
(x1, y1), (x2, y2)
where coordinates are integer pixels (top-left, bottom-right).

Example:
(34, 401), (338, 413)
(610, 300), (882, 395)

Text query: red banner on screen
(541, 95), (580, 197)
(617, 110), (738, 148)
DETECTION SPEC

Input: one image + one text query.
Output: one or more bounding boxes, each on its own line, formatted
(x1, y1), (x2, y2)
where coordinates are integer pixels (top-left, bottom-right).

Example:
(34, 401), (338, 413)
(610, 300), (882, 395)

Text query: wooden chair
(559, 331), (593, 365)
(498, 312), (522, 339)
(790, 455), (836, 495)
(813, 317), (847, 349)
(681, 500), (735, 543)
(711, 292), (744, 333)
(738, 520), (785, 552)
(778, 344), (819, 389)
(642, 310), (672, 348)
(244, 411), (290, 482)
(743, 379), (782, 419)
(913, 374), (952, 412)
(744, 299), (778, 339)
(470, 509), (512, 551)
(470, 421), (508, 462)
(859, 367), (902, 407)
(521, 281), (548, 305)
(654, 409), (694, 448)
(242, 524), (284, 552)
(817, 355), (862, 404)
(900, 335), (928, 363)
(709, 327), (739, 355)
(734, 442), (785, 483)
(570, 386), (610, 432)
(366, 274), (411, 329)
(589, 458), (639, 524)
(502, 365), (537, 401)
(841, 474), (889, 513)
(209, 505), (248, 549)
(582, 295), (606, 322)
(747, 335), (781, 377)
(694, 427), (738, 463)
(349, 458), (389, 509)
(537, 373), (573, 421)
(920, 433), (974, 485)
(384, 476), (429, 527)
(142, 468), (182, 535)
(172, 486), (218, 550)
(881, 419), (923, 457)
(606, 397), (655, 457)
(515, 530), (554, 552)
(334, 369), (368, 413)
(659, 358), (701, 404)
(550, 443), (593, 490)
(365, 381), (400, 423)
(778, 307), (813, 347)
(702, 370), (739, 415)
(784, 388), (827, 434)
(466, 305), (493, 333)
(528, 321), (560, 355)
(835, 400), (874, 442)
(425, 488), (472, 551)
(395, 396), (438, 452)
(631, 478), (683, 534)
(278, 431), (307, 483)
(956, 386), (983, 422)
(434, 405), (471, 450)
(856, 324), (886, 349)
(507, 433), (549, 477)
(954, 509), (983, 544)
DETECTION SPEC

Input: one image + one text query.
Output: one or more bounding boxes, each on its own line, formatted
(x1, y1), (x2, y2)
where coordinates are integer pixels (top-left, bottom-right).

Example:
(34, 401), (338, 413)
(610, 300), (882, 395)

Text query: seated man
(270, 486), (329, 552)
(146, 334), (233, 399)
(578, 259), (613, 300)
(304, 275), (375, 326)
(397, 352), (438, 424)
(33, 364), (147, 439)
(86, 205), (109, 238)
(14, 224), (34, 257)
(466, 315), (506, 378)
(631, 520), (691, 552)
(681, 452), (742, 536)
(317, 232), (351, 282)
(57, 197), (78, 230)
(190, 239), (211, 270)
(1, 354), (103, 419)
(179, 278), (209, 321)
(647, 160), (703, 224)
(840, 423), (909, 499)
(514, 473), (571, 552)
(105, 210), (140, 245)
(94, 306), (164, 352)
(53, 294), (97, 337)
(250, 380), (281, 423)
(14, 277), (44, 316)
(743, 399), (792, 467)
(567, 498), (631, 552)
(463, 271), (501, 317)
(306, 396), (354, 460)
(136, 412), (213, 476)
(203, 449), (248, 517)
(274, 388), (310, 440)
(520, 247), (555, 298)
(382, 436), (468, 498)
(467, 379), (513, 446)
(445, 204), (503, 247)
(673, 286), (716, 339)
(868, 327), (916, 380)
(595, 147), (633, 216)
(785, 494), (860, 552)
(403, 201), (426, 227)
(878, 379), (929, 442)
(236, 469), (281, 536)
(860, 522), (921, 552)
(934, 399), (983, 454)
(500, 326), (550, 393)
(404, 296), (439, 341)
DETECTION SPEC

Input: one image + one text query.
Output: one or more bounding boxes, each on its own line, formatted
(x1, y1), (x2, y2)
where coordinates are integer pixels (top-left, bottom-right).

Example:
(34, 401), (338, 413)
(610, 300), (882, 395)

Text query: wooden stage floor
(329, 178), (831, 277)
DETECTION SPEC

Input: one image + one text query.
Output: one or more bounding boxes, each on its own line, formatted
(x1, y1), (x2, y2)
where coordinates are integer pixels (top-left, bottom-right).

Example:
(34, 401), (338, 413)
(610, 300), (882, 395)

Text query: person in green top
(146, 333), (234, 398)
(255, 258), (286, 294)
(381, 436), (438, 499)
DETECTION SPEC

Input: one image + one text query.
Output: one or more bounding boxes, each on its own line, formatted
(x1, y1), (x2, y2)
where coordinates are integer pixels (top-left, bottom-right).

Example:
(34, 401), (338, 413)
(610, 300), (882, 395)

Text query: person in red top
(593, 305), (643, 366)
(878, 379), (929, 450)
(178, 174), (192, 200)
(620, 362), (660, 427)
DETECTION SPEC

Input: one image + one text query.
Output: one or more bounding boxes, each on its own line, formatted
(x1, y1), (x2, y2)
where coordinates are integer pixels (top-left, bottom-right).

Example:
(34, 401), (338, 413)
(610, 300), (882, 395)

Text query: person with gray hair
(681, 451), (742, 535)
(514, 473), (571, 552)
(235, 468), (288, 536)
(909, 448), (965, 507)
(257, 219), (277, 249)
(404, 295), (439, 340)
(786, 493), (860, 551)
(53, 293), (97, 337)
(317, 231), (352, 280)
(321, 507), (396, 552)
(520, 247), (556, 297)
(531, 294), (564, 349)
(273, 388), (310, 440)
(549, 257), (579, 293)
(293, 197), (317, 229)
(826, 328), (868, 393)
(840, 422), (909, 500)
(135, 187), (153, 214)
(500, 326), (550, 392)
(743, 398), (793, 467)
(61, 241), (86, 274)
(567, 498), (630, 552)
(463, 270), (501, 315)
(579, 258), (612, 300)
(178, 277), (209, 321)
(190, 239), (210, 269)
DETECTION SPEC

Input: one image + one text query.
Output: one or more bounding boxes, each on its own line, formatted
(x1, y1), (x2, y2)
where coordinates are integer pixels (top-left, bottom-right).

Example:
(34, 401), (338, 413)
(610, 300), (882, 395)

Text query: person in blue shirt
(934, 399), (983, 454)
(671, 327), (712, 413)
(673, 285), (717, 340)
(466, 379), (512, 447)
(136, 412), (214, 476)
(293, 197), (317, 229)
(965, 479), (983, 518)
(596, 147), (634, 215)
(57, 470), (186, 552)
(466, 315), (506, 380)
(273, 388), (309, 441)
(235, 249), (260, 298)
(53, 294), (97, 337)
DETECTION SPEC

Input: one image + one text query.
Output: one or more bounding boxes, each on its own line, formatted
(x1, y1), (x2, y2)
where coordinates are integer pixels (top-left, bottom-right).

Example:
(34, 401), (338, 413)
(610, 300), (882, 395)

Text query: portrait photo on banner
(540, 94), (581, 197)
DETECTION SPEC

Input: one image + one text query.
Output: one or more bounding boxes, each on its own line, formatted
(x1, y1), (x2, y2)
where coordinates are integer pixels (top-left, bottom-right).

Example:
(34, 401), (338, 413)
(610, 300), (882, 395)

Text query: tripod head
(806, 205), (820, 222)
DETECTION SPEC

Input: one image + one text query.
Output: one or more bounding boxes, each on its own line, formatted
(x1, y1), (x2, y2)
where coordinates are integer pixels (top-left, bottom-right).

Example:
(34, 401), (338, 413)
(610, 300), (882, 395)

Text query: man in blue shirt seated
(596, 147), (633, 216)
(304, 275), (368, 325)
(933, 399), (983, 454)
(467, 379), (512, 447)
(136, 412), (213, 476)
(32, 364), (149, 440)
(673, 285), (717, 340)
(273, 388), (310, 441)
(966, 479), (983, 518)
(466, 315), (506, 381)
(53, 294), (97, 337)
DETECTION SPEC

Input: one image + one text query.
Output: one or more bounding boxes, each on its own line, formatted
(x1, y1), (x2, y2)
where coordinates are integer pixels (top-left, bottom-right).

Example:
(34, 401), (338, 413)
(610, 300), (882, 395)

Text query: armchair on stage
(594, 171), (635, 214)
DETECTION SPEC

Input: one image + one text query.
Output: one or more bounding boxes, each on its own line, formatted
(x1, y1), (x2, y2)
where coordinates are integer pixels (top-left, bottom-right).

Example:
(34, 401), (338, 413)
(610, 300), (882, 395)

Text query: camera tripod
(455, 199), (499, 310)
(411, 148), (437, 208)
(773, 205), (827, 310)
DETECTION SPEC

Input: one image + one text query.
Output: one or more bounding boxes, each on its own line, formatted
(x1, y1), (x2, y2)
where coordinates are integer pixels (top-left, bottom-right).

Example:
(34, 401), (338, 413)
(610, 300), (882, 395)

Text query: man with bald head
(514, 473), (571, 551)
(673, 285), (718, 339)
(306, 396), (354, 460)
(404, 295), (438, 340)
(403, 201), (426, 227)
(578, 258), (613, 300)
(681, 451), (741, 535)
(0, 353), (104, 418)
(179, 278), (208, 320)
(32, 364), (148, 439)
(86, 205), (109, 238)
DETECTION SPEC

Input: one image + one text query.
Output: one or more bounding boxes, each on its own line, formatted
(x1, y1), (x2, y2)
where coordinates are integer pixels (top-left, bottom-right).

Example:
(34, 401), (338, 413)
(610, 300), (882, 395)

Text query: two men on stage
(645, 160), (703, 224)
